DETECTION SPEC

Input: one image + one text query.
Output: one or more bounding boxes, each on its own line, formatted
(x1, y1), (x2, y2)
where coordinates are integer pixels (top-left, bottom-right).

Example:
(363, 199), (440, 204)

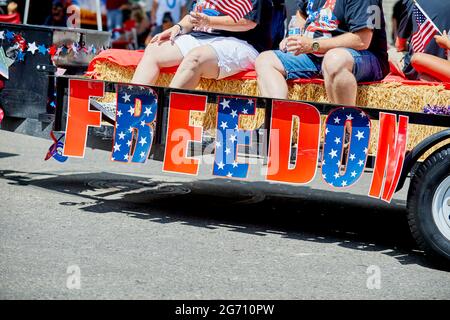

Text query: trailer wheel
(407, 145), (450, 264)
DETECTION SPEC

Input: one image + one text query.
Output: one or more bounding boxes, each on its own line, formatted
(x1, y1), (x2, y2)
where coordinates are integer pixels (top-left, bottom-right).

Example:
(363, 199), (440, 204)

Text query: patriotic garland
(423, 104), (450, 116)
(0, 29), (105, 63)
(44, 131), (68, 163)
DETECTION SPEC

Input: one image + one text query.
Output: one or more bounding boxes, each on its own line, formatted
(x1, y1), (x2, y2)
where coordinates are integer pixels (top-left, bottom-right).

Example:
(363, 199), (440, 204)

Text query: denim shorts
(273, 49), (384, 82)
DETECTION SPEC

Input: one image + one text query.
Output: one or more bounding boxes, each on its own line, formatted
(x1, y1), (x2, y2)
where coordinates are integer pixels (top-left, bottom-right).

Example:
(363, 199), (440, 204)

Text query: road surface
(1, 130), (449, 299)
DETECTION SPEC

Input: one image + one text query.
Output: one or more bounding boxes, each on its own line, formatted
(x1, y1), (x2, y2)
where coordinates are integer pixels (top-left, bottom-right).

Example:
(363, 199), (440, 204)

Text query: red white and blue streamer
(45, 131), (68, 163)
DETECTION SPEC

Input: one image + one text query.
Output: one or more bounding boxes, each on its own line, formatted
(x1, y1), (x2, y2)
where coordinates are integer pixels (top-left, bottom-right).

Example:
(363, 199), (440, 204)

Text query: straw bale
(92, 61), (450, 157)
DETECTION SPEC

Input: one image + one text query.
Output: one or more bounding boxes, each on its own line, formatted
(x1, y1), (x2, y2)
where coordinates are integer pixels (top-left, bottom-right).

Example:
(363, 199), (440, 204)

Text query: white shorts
(174, 34), (259, 79)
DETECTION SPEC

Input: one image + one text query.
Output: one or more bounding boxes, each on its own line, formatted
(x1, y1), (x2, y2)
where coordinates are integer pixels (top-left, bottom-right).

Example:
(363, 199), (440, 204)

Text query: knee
(255, 52), (271, 70)
(255, 51), (277, 74)
(322, 49), (354, 79)
(178, 48), (204, 73)
(142, 43), (159, 63)
(411, 53), (426, 68)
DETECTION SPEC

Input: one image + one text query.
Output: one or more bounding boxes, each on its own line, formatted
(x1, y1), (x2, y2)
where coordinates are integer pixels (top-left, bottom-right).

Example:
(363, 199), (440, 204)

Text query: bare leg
(324, 74), (336, 103)
(132, 41), (184, 86)
(255, 51), (289, 99)
(169, 45), (220, 90)
(322, 48), (357, 105)
(411, 52), (450, 82)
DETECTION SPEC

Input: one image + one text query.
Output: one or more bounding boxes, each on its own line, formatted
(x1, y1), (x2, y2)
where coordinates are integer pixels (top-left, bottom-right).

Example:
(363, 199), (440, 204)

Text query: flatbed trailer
(46, 76), (450, 264)
(0, 24), (449, 265)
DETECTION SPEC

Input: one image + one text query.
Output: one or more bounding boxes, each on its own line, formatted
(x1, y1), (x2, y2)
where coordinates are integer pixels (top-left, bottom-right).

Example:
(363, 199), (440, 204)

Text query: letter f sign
(63, 79), (104, 157)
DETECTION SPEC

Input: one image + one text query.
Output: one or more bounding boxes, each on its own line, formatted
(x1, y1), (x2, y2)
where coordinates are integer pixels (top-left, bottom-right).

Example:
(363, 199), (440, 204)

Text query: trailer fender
(396, 129), (450, 192)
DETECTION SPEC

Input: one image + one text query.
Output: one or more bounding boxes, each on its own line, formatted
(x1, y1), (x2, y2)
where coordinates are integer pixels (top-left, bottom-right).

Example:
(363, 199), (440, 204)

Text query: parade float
(0, 1), (449, 264)
(87, 48), (450, 157)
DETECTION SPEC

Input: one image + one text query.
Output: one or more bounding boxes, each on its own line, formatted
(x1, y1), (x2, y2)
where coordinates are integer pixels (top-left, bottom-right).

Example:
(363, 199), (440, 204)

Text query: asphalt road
(1, 130), (449, 300)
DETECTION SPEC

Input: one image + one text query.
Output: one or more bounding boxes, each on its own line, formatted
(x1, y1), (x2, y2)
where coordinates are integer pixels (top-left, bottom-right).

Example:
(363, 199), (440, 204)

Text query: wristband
(175, 23), (184, 35)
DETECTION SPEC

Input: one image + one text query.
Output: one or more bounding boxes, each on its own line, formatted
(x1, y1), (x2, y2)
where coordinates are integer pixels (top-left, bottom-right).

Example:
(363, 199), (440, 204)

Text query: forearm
(315, 31), (372, 54)
(443, 39), (450, 50)
(178, 15), (194, 33)
(296, 10), (307, 30)
(208, 16), (256, 32)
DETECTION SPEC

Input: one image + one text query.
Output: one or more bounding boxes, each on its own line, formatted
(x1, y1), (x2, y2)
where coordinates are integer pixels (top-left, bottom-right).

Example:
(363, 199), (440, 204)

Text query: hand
(286, 35), (314, 55)
(189, 11), (211, 29)
(279, 38), (288, 52)
(389, 53), (405, 77)
(435, 31), (450, 50)
(150, 25), (182, 45)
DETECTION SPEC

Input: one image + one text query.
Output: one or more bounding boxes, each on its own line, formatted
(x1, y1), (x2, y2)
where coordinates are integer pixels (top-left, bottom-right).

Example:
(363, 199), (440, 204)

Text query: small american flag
(204, 0), (253, 23)
(410, 3), (439, 53)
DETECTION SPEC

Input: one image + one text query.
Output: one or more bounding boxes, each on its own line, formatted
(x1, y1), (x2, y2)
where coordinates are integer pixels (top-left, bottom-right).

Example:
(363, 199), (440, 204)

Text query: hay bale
(92, 61), (450, 156)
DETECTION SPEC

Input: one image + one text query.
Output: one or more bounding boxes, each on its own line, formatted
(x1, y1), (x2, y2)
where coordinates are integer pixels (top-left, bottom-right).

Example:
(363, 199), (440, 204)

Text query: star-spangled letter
(112, 84), (158, 163)
(213, 96), (255, 179)
(322, 107), (371, 188)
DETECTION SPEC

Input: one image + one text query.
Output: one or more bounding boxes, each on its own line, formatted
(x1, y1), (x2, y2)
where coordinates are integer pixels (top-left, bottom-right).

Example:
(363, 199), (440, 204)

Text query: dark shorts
(273, 49), (384, 82)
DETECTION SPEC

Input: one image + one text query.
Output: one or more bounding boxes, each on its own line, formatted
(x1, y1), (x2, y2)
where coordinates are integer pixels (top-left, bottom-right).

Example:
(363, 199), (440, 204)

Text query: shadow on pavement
(0, 169), (437, 269)
(0, 152), (19, 159)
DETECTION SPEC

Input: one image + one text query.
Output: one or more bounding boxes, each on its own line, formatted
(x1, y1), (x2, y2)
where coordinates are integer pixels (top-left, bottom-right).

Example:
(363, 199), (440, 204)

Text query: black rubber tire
(407, 144), (450, 265)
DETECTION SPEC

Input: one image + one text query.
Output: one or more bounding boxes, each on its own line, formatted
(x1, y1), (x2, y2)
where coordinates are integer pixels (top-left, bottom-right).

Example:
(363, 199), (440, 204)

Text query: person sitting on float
(394, 0), (450, 80)
(410, 31), (450, 82)
(255, 0), (389, 106)
(132, 0), (268, 90)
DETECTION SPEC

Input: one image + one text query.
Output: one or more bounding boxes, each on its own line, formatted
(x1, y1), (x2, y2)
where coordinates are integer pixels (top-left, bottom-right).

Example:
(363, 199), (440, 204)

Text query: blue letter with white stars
(112, 85), (157, 163)
(213, 97), (255, 179)
(321, 107), (371, 188)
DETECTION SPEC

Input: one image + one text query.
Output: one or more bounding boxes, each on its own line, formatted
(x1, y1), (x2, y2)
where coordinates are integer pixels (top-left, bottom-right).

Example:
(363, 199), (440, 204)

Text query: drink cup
(288, 27), (301, 36)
